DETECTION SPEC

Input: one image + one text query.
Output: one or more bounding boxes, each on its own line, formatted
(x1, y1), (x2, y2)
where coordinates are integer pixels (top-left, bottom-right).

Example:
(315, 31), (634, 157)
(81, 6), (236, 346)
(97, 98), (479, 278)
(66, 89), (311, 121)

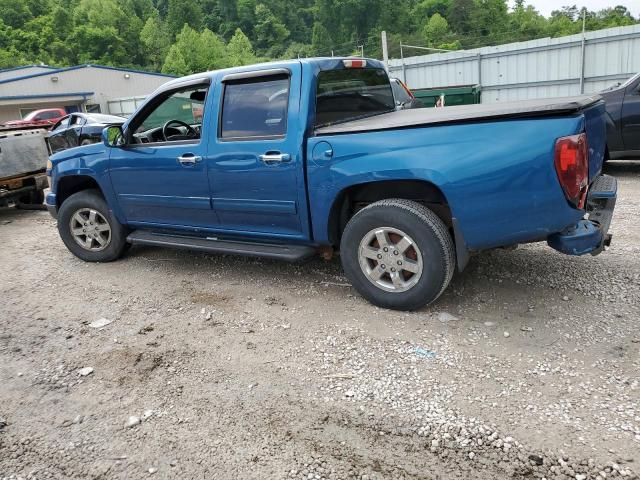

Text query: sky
(510, 0), (640, 17)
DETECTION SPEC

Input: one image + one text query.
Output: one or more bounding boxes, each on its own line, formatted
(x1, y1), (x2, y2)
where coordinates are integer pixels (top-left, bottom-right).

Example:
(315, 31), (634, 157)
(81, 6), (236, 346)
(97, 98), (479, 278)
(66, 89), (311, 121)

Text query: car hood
(50, 141), (106, 164)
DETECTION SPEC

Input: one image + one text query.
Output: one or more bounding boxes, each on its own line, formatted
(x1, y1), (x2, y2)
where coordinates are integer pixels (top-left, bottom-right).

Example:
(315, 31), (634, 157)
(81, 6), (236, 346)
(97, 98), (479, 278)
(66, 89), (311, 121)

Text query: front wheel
(340, 199), (455, 311)
(57, 189), (128, 262)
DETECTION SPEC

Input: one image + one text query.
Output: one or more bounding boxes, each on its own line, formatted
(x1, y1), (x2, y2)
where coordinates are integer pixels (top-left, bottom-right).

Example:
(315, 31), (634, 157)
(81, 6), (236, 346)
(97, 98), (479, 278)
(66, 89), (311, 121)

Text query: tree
(412, 0), (450, 23)
(166, 0), (203, 37)
(424, 13), (449, 46)
(0, 0), (638, 72)
(470, 0), (510, 46)
(0, 0), (33, 29)
(510, 3), (547, 42)
(283, 42), (314, 59)
(236, 0), (257, 35)
(162, 25), (228, 76)
(311, 22), (333, 56)
(140, 11), (170, 71)
(227, 28), (256, 66)
(447, 0), (475, 34)
(254, 4), (289, 54)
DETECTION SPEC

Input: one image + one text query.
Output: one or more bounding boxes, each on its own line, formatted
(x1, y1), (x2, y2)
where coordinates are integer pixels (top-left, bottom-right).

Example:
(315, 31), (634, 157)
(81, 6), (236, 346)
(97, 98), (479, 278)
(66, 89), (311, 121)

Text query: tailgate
(582, 100), (607, 182)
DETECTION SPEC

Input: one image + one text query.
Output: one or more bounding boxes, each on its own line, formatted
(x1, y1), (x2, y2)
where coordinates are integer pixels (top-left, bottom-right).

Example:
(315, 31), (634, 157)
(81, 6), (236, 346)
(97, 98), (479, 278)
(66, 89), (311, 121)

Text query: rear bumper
(547, 174), (616, 256)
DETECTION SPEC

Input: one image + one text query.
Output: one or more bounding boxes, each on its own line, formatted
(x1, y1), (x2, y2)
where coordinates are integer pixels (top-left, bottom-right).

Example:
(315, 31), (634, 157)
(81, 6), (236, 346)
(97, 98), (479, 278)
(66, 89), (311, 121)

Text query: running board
(127, 230), (316, 263)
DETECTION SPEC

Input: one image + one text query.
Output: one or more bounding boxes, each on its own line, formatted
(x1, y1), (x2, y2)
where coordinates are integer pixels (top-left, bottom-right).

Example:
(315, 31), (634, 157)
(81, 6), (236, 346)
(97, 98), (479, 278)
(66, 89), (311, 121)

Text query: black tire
(340, 199), (455, 311)
(57, 189), (128, 262)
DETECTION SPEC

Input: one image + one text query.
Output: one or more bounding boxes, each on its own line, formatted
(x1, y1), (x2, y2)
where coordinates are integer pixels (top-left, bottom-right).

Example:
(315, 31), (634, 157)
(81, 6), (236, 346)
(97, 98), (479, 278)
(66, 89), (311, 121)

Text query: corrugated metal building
(0, 65), (58, 82)
(388, 24), (640, 104)
(0, 64), (174, 122)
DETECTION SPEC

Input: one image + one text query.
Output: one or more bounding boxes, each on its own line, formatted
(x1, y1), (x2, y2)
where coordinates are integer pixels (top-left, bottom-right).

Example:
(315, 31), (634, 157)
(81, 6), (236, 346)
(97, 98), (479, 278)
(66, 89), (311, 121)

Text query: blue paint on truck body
(46, 57), (614, 265)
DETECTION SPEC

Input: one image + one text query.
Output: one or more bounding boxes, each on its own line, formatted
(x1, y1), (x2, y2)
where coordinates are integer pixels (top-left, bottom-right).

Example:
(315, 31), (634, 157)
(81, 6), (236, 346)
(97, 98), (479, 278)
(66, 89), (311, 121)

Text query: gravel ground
(1, 161), (639, 480)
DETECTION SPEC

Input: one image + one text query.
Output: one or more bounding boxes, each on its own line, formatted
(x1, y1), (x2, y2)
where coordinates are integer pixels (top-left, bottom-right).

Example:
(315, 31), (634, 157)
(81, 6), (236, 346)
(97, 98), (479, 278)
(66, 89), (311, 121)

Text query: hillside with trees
(0, 0), (637, 75)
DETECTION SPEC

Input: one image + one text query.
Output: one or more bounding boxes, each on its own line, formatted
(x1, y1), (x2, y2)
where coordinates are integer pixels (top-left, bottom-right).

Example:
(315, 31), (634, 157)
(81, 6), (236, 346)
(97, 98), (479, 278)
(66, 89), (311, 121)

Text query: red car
(3, 108), (67, 128)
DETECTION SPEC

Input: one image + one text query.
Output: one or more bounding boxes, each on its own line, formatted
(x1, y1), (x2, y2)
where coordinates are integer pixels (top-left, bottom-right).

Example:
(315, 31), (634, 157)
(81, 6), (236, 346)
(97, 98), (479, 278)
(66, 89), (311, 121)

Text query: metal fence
(388, 24), (640, 104)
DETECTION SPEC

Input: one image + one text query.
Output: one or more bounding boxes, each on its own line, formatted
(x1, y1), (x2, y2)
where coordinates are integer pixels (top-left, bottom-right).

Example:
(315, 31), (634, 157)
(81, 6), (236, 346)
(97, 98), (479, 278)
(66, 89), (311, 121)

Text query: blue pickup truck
(46, 57), (617, 311)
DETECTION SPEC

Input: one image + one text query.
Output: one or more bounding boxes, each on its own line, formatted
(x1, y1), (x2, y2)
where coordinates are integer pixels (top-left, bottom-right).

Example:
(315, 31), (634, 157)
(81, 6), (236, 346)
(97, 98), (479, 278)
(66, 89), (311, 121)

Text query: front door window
(128, 85), (208, 144)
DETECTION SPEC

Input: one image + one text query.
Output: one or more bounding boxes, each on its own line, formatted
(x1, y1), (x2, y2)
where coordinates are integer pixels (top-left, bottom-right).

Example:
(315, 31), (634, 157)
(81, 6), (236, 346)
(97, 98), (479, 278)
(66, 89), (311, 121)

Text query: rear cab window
(315, 68), (395, 128)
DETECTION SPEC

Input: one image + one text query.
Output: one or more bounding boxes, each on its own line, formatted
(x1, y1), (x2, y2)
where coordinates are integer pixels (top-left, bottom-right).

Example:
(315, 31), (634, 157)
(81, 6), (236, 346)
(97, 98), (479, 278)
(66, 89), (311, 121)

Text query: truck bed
(315, 95), (603, 135)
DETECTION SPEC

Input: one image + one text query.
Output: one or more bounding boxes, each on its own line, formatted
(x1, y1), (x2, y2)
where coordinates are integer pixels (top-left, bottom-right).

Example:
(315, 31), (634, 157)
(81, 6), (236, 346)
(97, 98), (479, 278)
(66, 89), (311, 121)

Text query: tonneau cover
(315, 94), (603, 135)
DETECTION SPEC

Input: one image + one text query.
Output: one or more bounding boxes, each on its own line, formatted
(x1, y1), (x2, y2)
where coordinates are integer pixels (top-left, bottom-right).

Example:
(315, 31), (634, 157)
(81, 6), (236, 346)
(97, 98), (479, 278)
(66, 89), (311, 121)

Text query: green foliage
(227, 28), (256, 66)
(140, 11), (171, 71)
(167, 0), (204, 37)
(0, 0), (637, 74)
(424, 13), (449, 46)
(311, 22), (333, 56)
(254, 4), (289, 55)
(162, 25), (228, 75)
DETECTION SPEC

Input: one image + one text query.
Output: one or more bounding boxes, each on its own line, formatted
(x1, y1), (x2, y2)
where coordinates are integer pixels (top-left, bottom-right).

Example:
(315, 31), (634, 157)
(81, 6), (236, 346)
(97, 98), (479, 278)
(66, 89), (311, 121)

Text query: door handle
(178, 154), (202, 165)
(259, 152), (291, 165)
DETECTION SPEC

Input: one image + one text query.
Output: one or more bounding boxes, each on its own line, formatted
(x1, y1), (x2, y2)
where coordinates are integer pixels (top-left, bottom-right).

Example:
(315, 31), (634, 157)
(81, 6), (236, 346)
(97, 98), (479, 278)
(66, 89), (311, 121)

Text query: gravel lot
(1, 161), (639, 480)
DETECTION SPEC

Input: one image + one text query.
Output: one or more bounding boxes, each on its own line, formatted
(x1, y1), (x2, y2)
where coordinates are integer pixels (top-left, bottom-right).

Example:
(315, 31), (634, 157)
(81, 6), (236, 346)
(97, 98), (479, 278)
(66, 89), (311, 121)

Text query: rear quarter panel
(307, 115), (590, 251)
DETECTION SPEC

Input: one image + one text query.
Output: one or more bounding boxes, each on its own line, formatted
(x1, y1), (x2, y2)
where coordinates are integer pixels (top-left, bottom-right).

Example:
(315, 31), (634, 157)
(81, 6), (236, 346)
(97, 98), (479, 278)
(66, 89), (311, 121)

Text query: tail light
(554, 133), (588, 209)
(398, 79), (415, 99)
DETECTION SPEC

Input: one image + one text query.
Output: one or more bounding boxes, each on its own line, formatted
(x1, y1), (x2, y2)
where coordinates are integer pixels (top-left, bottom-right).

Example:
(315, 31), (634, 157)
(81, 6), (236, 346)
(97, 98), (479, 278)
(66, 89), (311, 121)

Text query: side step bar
(127, 230), (316, 263)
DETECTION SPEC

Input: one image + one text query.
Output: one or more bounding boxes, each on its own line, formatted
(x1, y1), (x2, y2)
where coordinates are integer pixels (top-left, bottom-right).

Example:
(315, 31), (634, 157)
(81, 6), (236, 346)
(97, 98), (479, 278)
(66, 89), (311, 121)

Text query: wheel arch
(327, 179), (470, 271)
(56, 175), (104, 208)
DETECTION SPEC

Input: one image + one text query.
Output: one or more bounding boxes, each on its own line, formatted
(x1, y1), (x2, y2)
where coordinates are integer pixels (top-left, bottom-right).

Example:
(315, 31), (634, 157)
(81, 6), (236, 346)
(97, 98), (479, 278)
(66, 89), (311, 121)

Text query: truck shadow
(602, 159), (640, 177)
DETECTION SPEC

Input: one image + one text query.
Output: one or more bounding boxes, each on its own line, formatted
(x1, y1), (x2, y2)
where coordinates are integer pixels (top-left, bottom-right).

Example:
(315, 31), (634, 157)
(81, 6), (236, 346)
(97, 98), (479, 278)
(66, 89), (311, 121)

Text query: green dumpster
(412, 84), (481, 108)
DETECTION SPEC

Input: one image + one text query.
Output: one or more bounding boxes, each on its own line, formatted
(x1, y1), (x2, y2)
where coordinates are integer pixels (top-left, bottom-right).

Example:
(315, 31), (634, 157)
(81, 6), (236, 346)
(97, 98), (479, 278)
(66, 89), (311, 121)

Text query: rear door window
(220, 74), (289, 140)
(40, 111), (61, 120)
(315, 68), (395, 127)
(52, 116), (70, 131)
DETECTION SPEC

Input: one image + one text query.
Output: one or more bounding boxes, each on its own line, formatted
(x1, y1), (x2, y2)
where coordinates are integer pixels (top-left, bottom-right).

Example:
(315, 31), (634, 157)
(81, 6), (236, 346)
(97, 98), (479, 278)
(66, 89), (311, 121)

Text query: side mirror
(102, 125), (124, 147)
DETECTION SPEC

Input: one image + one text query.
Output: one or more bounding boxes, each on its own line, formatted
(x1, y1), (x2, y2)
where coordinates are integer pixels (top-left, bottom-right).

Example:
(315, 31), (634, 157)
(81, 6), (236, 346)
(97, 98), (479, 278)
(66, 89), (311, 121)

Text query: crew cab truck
(45, 58), (617, 311)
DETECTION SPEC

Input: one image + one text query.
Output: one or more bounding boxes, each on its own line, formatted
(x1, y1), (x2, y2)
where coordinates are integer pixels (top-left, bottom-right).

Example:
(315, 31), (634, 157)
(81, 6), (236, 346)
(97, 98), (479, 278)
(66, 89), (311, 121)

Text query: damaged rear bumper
(547, 174), (616, 256)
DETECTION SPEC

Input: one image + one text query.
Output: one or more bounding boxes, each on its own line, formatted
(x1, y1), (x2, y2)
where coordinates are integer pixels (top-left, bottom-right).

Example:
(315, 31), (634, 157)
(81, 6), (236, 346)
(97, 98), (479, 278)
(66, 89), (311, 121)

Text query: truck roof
(161, 57), (387, 89)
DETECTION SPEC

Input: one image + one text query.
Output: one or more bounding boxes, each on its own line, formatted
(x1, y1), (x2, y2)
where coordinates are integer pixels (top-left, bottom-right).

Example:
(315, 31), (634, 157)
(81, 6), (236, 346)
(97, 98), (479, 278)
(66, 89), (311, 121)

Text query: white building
(0, 64), (175, 122)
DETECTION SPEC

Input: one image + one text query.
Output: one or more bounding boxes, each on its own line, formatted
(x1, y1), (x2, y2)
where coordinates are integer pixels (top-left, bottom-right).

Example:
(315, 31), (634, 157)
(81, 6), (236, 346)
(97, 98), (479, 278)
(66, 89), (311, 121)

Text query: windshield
(391, 79), (413, 104)
(620, 72), (640, 89)
(603, 72), (640, 92)
(24, 110), (45, 120)
(87, 114), (125, 124)
(315, 68), (395, 128)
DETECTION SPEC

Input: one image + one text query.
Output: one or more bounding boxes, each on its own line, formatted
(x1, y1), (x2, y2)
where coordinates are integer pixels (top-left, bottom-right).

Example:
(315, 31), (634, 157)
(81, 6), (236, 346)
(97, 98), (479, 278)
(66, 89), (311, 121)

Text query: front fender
(50, 145), (126, 224)
(604, 110), (624, 152)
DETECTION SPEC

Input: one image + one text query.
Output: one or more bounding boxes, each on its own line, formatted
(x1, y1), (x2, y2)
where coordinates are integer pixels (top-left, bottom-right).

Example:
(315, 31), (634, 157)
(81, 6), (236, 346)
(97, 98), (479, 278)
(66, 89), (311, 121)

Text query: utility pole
(400, 42), (406, 83)
(579, 8), (587, 94)
(381, 31), (389, 71)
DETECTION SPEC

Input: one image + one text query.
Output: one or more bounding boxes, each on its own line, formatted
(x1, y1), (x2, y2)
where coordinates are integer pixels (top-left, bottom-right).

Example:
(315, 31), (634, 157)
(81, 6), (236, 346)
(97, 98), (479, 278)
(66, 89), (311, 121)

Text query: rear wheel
(57, 189), (128, 262)
(340, 199), (455, 311)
